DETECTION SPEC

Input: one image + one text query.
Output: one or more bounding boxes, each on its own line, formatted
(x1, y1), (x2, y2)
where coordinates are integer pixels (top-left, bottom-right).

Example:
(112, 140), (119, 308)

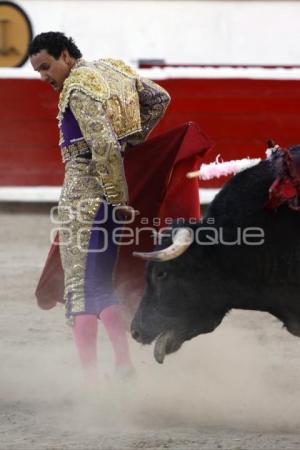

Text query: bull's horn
(133, 228), (193, 261)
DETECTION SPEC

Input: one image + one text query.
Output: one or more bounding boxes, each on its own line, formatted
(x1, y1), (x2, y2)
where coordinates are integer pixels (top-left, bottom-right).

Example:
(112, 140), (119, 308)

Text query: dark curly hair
(28, 32), (82, 59)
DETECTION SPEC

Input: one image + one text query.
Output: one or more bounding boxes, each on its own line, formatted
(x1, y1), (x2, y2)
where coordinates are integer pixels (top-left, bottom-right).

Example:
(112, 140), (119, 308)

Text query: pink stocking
(100, 304), (132, 368)
(72, 315), (98, 378)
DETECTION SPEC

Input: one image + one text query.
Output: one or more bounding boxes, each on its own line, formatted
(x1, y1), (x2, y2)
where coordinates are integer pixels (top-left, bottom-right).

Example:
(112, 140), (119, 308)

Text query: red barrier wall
(1, 77), (300, 187)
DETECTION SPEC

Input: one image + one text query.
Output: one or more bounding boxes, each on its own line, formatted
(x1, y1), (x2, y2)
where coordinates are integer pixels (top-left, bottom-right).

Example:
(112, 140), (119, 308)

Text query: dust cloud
(1, 210), (300, 449)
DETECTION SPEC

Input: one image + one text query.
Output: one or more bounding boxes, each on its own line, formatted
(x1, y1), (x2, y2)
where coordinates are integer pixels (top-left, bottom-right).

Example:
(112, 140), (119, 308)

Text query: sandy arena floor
(1, 205), (300, 450)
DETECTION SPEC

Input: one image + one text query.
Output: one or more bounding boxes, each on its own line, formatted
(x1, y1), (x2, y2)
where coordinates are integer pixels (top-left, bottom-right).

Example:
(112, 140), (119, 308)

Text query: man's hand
(115, 205), (140, 222)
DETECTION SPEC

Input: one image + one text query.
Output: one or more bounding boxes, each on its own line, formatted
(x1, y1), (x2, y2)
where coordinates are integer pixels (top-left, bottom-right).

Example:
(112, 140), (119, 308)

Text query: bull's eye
(156, 270), (167, 280)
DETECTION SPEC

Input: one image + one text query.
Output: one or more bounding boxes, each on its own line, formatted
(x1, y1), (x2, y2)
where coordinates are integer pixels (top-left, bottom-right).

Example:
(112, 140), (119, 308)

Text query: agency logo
(0, 1), (33, 67)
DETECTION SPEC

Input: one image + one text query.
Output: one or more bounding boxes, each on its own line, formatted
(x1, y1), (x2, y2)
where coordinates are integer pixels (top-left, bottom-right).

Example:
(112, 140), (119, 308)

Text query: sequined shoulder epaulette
(99, 58), (139, 79)
(58, 66), (110, 119)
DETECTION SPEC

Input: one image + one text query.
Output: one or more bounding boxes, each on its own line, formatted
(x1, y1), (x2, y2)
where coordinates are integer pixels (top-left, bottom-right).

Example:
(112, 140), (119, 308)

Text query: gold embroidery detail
(69, 90), (129, 205)
(126, 78), (171, 146)
(99, 58), (139, 79)
(58, 65), (110, 120)
(58, 59), (142, 140)
(58, 159), (104, 317)
(61, 140), (90, 163)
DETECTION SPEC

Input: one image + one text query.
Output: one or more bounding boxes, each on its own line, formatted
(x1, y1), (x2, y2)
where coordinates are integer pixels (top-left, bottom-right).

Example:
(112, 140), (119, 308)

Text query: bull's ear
(133, 228), (193, 261)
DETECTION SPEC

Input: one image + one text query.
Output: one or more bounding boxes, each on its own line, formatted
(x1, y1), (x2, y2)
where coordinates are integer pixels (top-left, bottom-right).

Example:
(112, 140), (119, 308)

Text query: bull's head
(131, 151), (300, 363)
(131, 226), (227, 363)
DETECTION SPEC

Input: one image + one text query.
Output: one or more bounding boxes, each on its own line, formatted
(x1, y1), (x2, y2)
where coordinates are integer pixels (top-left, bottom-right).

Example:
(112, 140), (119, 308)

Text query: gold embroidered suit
(57, 58), (170, 318)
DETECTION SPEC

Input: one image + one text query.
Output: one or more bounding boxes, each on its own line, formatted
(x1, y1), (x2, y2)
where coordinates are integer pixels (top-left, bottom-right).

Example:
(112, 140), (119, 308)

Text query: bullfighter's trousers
(58, 158), (120, 320)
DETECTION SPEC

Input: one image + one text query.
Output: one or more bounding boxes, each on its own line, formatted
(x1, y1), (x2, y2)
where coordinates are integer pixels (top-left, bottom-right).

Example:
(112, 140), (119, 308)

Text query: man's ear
(61, 49), (70, 64)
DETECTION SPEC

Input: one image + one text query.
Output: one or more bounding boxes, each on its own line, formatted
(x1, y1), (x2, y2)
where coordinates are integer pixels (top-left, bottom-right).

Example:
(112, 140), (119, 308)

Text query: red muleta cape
(35, 122), (213, 318)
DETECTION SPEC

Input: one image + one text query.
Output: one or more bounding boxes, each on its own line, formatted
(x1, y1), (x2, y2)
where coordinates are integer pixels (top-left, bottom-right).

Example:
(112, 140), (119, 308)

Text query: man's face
(30, 49), (73, 91)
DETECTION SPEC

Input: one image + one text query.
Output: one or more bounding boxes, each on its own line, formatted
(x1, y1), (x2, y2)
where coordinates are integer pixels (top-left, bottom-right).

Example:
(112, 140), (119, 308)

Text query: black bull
(131, 146), (300, 363)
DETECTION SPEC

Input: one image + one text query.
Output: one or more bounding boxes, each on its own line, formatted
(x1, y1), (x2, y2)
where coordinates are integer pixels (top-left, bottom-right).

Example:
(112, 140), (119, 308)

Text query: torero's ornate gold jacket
(58, 58), (171, 205)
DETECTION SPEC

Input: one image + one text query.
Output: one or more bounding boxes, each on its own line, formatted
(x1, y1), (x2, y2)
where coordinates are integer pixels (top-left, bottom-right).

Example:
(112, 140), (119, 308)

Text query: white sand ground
(1, 206), (300, 450)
